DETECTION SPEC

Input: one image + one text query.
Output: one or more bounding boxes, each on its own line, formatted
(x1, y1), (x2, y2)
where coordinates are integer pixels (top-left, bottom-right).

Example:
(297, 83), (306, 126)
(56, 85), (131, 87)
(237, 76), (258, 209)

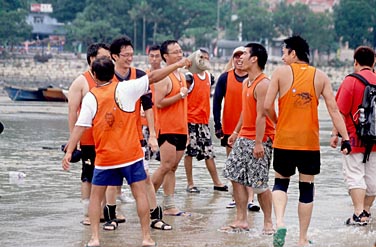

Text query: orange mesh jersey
(91, 81), (143, 167)
(273, 63), (319, 150)
(79, 71), (97, 145)
(157, 73), (188, 135)
(222, 69), (243, 134)
(187, 72), (211, 124)
(239, 73), (275, 141)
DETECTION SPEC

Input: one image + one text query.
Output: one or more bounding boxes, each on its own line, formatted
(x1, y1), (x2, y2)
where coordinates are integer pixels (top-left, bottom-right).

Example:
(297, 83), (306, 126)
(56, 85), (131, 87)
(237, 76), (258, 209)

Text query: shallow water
(0, 95), (375, 247)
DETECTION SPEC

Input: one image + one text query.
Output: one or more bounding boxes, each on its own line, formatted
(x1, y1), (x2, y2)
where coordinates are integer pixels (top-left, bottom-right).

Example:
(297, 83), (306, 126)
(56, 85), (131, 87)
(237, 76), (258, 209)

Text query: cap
(187, 50), (211, 74)
(232, 46), (245, 57)
(61, 144), (82, 163)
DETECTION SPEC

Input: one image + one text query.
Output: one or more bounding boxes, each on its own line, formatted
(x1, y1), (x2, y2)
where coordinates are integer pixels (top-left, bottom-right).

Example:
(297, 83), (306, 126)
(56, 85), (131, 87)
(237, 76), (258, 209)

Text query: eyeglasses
(168, 50), (183, 55)
(119, 53), (133, 58)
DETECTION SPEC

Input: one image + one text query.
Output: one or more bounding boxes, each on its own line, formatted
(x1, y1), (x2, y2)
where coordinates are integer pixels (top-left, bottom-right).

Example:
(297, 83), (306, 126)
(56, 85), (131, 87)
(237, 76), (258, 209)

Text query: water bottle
(359, 108), (366, 123)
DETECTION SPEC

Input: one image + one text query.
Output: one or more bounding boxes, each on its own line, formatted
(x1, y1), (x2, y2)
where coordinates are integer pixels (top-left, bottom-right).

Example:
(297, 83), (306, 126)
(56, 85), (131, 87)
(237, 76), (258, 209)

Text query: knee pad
(273, 178), (290, 193)
(299, 181), (314, 203)
(103, 204), (116, 221)
(150, 205), (163, 220)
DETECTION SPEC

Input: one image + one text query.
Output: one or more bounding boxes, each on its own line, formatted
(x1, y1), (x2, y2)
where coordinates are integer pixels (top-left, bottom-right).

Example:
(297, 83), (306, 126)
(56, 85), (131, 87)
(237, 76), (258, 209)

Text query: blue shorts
(92, 160), (146, 186)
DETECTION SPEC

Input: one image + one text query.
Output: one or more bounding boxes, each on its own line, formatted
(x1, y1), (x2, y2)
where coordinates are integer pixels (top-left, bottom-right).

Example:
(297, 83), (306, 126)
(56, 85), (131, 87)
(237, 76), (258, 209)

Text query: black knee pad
(273, 178), (290, 193)
(104, 204), (116, 221)
(150, 205), (163, 220)
(299, 181), (314, 203)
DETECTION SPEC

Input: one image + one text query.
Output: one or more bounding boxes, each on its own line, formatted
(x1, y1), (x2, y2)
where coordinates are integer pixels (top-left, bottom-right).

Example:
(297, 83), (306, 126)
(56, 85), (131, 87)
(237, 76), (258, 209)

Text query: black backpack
(348, 73), (376, 163)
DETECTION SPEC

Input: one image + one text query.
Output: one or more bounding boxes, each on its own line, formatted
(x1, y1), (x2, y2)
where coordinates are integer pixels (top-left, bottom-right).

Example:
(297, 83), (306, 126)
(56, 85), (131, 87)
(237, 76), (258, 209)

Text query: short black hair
(160, 40), (179, 62)
(244, 43), (268, 70)
(110, 36), (133, 59)
(86, 43), (110, 65)
(91, 57), (114, 82)
(148, 44), (160, 53)
(284, 35), (310, 63)
(354, 46), (375, 67)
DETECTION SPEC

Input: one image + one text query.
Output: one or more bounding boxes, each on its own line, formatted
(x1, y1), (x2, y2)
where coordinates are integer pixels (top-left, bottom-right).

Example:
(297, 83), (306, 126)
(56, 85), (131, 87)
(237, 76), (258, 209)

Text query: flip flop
(219, 225), (250, 233)
(164, 211), (191, 217)
(142, 243), (157, 247)
(80, 219), (91, 226)
(85, 243), (100, 247)
(273, 227), (287, 247)
(262, 228), (275, 235)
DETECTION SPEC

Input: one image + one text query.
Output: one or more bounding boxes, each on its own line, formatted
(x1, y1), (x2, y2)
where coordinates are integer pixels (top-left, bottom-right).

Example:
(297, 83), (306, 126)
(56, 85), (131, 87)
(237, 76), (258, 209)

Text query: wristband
(330, 132), (338, 137)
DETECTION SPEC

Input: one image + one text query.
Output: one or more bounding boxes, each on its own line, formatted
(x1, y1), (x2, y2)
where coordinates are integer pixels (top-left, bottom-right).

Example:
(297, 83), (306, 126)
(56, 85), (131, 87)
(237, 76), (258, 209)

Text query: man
(62, 56), (190, 247)
(330, 46), (376, 226)
(213, 46), (260, 211)
(184, 48), (227, 193)
(222, 43), (274, 234)
(142, 44), (162, 162)
(264, 35), (352, 247)
(151, 40), (190, 216)
(110, 37), (171, 230)
(67, 43), (110, 226)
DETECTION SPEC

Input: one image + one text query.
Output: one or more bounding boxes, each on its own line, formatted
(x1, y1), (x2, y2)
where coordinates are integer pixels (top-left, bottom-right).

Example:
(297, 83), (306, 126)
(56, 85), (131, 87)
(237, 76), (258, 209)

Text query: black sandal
(150, 219), (172, 230)
(103, 220), (118, 231)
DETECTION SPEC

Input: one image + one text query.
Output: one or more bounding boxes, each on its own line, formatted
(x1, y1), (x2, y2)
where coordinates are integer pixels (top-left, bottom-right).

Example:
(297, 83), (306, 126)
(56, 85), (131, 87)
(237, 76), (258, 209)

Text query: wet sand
(0, 94), (375, 247)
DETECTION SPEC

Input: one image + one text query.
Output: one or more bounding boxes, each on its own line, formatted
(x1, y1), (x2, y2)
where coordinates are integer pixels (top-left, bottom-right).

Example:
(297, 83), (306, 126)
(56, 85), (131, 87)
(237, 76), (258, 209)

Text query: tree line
(0, 0), (375, 56)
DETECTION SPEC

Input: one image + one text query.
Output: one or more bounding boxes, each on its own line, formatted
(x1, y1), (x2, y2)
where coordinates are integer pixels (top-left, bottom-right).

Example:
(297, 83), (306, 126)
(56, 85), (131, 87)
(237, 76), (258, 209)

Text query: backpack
(348, 73), (376, 163)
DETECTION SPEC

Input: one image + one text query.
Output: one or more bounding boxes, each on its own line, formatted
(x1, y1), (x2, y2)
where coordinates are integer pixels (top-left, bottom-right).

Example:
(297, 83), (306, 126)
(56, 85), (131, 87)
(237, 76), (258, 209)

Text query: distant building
(267, 0), (339, 13)
(26, 3), (65, 41)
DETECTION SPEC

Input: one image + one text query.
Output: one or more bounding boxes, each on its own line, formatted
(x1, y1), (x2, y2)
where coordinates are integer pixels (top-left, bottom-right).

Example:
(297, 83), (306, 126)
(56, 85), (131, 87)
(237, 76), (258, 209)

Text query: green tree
(235, 0), (273, 43)
(333, 0), (376, 49)
(49, 0), (86, 23)
(0, 8), (32, 49)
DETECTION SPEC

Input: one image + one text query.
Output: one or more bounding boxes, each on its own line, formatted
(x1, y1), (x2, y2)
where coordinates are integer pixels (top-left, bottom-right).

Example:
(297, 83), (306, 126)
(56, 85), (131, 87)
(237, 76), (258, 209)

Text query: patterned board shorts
(223, 137), (273, 189)
(142, 126), (160, 161)
(185, 123), (215, 161)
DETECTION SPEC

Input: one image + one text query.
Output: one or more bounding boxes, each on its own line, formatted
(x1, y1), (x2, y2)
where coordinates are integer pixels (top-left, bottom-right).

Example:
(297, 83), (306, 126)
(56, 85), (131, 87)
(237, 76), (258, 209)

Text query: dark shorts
(92, 160), (146, 186)
(158, 133), (187, 151)
(220, 134), (231, 148)
(80, 145), (95, 183)
(273, 148), (321, 177)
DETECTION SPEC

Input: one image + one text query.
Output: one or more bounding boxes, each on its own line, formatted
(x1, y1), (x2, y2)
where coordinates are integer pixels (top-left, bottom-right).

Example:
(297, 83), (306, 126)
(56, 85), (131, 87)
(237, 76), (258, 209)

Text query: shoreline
(0, 54), (353, 91)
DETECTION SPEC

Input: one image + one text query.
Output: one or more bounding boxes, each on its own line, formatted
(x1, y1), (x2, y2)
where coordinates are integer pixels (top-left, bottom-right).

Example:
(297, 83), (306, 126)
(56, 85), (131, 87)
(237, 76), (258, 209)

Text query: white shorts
(342, 152), (376, 196)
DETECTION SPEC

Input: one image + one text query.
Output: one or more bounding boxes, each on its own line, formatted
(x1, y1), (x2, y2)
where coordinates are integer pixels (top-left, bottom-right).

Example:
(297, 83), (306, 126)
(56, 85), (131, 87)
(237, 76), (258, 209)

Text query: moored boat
(3, 85), (45, 101)
(42, 87), (67, 102)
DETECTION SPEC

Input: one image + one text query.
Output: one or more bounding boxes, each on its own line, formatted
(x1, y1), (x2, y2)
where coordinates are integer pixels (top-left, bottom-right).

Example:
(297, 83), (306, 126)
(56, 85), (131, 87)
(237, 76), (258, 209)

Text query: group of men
(62, 34), (375, 247)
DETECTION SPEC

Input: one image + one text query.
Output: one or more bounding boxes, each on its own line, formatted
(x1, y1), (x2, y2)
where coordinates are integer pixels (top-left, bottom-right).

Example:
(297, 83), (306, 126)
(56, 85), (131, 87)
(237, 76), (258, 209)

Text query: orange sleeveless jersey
(80, 71), (97, 145)
(187, 72), (211, 124)
(273, 63), (319, 150)
(239, 73), (275, 141)
(157, 73), (188, 135)
(91, 81), (143, 167)
(222, 69), (243, 135)
(113, 67), (144, 141)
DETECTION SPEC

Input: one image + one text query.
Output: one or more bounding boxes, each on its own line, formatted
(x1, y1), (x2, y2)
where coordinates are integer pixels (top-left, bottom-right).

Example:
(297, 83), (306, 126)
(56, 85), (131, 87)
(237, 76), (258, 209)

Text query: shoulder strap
(347, 73), (370, 86)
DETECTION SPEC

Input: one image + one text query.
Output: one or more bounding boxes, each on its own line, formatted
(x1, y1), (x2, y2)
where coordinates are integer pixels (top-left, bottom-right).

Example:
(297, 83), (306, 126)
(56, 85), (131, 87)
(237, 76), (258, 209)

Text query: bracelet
(233, 131), (238, 135)
(180, 92), (185, 98)
(330, 132), (338, 137)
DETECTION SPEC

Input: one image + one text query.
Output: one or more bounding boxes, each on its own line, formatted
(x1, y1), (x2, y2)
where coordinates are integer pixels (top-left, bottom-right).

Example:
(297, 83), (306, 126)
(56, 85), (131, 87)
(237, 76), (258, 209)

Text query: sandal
(186, 185), (200, 193)
(150, 219), (172, 230)
(103, 220), (118, 231)
(345, 213), (367, 226)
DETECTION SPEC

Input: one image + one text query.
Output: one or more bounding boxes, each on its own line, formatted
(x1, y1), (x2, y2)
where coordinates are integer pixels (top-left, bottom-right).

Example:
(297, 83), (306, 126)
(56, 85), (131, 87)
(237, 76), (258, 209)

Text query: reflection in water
(0, 100), (375, 247)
